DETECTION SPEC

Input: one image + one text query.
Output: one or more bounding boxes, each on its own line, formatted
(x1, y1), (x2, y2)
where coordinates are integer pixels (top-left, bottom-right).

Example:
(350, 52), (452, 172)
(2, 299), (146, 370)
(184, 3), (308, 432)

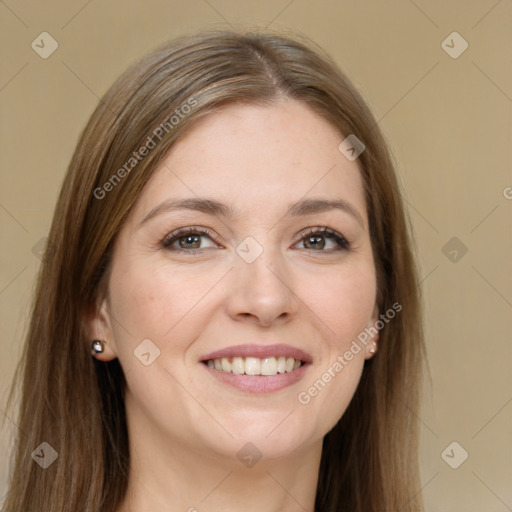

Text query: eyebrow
(138, 197), (365, 228)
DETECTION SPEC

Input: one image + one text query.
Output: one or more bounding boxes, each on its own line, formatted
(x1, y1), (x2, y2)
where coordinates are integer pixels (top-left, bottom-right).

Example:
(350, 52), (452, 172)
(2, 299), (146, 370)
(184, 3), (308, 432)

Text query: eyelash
(161, 226), (350, 255)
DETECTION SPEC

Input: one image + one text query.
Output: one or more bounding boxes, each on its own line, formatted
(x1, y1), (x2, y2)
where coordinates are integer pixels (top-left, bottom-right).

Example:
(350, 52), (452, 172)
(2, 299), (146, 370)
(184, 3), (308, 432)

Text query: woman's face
(91, 98), (379, 463)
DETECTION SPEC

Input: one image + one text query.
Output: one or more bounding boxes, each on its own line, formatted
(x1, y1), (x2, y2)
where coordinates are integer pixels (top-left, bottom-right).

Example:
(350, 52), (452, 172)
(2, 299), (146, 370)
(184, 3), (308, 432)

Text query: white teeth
(231, 357), (244, 375)
(276, 356), (286, 374)
(221, 358), (232, 372)
(261, 357), (277, 375)
(206, 356), (304, 375)
(244, 357), (260, 375)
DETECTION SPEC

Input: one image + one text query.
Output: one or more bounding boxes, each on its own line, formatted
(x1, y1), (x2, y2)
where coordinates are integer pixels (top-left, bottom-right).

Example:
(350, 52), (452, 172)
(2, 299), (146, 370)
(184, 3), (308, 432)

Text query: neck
(117, 412), (322, 511)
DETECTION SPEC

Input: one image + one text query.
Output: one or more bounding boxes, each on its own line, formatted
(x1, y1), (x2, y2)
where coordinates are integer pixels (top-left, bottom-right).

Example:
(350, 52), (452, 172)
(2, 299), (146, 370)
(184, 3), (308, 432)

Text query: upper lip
(200, 344), (313, 364)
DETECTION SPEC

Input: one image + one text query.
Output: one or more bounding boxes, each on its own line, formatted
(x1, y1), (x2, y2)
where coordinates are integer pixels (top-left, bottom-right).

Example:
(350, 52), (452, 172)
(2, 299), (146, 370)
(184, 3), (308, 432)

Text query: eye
(294, 227), (350, 252)
(161, 225), (350, 255)
(161, 226), (220, 254)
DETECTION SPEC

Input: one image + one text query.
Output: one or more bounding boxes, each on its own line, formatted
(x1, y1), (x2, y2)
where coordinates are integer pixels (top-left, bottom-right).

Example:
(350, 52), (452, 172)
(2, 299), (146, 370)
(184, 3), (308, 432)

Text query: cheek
(106, 260), (211, 412)
(107, 258), (224, 353)
(302, 261), (377, 347)
(294, 263), (375, 433)
(108, 267), (171, 344)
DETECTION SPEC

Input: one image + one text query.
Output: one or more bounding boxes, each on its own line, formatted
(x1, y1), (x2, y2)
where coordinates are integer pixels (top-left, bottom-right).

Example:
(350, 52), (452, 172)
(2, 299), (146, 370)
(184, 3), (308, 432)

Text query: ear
(364, 303), (380, 360)
(82, 297), (118, 361)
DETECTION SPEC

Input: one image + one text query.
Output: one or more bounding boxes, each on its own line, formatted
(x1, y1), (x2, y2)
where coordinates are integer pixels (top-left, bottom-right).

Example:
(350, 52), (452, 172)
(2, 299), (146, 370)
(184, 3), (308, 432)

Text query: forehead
(130, 99), (367, 224)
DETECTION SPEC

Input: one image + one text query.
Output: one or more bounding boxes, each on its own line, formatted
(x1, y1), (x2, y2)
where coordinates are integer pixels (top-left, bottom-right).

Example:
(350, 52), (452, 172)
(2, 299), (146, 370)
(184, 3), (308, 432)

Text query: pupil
(306, 235), (324, 249)
(180, 235), (200, 248)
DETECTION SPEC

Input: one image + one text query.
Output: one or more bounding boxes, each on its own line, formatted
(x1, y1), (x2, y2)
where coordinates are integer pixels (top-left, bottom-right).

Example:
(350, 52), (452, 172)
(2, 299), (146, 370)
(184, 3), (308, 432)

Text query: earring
(91, 339), (105, 356)
(368, 342), (377, 355)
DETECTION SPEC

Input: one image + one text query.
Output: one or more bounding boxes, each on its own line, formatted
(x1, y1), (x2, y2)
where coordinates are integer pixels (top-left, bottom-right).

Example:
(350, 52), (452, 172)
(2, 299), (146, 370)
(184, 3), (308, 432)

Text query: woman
(5, 29), (425, 511)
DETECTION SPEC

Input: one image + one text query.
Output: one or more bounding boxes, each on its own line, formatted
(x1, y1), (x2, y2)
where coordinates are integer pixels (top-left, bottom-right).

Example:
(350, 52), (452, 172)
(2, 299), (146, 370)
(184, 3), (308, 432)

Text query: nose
(225, 247), (300, 327)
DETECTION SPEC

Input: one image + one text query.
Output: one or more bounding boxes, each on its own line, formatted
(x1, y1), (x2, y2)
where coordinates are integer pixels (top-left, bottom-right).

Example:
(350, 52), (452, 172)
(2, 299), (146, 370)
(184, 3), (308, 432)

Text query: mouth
(199, 344), (312, 393)
(202, 356), (306, 376)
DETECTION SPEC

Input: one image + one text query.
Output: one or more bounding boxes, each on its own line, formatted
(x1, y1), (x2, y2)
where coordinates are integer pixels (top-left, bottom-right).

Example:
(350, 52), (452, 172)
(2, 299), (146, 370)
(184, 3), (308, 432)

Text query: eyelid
(161, 225), (350, 254)
(293, 226), (350, 251)
(161, 226), (223, 250)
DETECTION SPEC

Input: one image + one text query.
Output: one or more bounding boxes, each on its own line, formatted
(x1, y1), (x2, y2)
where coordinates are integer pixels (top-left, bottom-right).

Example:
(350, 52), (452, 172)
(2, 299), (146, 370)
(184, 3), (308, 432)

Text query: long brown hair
(4, 28), (425, 511)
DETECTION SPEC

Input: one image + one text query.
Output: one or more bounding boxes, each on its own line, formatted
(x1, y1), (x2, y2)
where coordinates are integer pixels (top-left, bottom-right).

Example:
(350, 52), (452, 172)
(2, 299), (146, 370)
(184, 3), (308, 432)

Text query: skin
(87, 98), (379, 511)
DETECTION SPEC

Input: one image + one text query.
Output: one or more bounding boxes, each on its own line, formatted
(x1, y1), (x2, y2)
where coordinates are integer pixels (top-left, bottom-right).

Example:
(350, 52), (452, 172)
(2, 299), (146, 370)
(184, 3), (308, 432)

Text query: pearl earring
(91, 339), (106, 356)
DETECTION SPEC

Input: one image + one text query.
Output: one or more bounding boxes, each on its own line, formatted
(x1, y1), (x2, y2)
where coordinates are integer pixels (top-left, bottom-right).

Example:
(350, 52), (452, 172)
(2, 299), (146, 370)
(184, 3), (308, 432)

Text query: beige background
(1, 1), (511, 510)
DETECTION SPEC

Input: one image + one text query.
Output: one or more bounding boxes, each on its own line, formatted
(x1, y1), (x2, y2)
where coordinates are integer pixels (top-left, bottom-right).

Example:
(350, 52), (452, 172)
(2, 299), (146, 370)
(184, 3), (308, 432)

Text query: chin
(208, 414), (317, 459)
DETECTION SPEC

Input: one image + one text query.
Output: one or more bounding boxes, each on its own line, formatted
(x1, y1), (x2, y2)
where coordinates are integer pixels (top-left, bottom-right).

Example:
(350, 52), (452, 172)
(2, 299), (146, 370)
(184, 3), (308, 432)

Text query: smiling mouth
(202, 356), (306, 376)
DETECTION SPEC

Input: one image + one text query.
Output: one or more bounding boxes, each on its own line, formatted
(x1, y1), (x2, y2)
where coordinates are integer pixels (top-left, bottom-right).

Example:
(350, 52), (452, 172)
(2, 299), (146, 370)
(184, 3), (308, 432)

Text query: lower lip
(201, 362), (310, 393)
